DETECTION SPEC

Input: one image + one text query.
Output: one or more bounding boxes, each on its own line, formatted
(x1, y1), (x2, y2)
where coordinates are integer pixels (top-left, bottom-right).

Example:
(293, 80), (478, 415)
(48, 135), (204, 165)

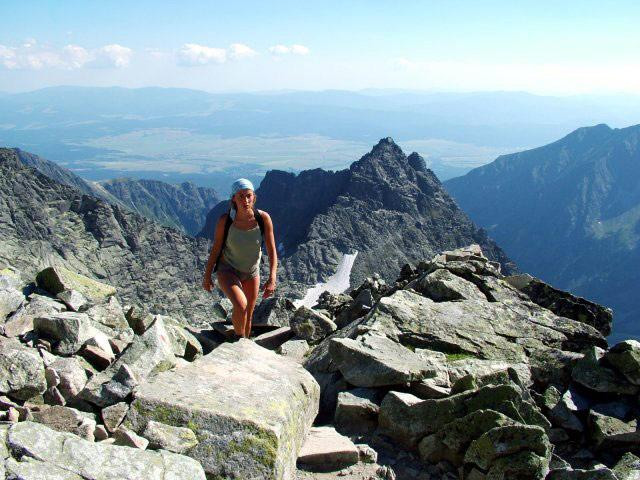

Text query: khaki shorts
(216, 259), (258, 283)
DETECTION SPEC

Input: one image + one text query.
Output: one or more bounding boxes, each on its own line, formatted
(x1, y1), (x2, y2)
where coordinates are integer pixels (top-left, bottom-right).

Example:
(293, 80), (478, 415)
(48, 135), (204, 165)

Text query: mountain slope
(200, 138), (513, 294)
(444, 124), (640, 341)
(99, 178), (220, 236)
(0, 148), (215, 324)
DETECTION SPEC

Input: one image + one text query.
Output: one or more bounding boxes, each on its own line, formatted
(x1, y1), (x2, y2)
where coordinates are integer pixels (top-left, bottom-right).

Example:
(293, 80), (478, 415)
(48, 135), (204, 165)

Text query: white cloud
(177, 43), (258, 66)
(178, 43), (227, 66)
(268, 44), (310, 56)
(0, 41), (133, 70)
(229, 43), (257, 59)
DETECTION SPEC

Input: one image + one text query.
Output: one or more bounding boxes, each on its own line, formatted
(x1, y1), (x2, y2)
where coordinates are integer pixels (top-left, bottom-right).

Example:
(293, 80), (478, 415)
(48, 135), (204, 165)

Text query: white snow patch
(294, 251), (358, 309)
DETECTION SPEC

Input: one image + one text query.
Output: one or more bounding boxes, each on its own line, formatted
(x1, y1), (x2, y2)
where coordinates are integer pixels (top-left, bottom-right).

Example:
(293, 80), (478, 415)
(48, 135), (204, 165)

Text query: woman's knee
(232, 297), (248, 314)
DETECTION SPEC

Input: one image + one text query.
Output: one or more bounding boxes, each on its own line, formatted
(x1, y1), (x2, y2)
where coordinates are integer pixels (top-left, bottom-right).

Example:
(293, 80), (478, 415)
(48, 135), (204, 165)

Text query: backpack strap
(213, 211), (233, 272)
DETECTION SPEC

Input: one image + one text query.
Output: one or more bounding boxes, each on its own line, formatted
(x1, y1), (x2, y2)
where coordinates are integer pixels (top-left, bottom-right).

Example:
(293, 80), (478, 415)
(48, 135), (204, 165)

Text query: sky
(1, 0), (639, 94)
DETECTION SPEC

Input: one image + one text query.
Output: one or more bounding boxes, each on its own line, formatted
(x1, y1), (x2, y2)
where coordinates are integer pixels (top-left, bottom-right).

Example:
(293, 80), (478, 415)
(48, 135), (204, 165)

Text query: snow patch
(294, 251), (358, 309)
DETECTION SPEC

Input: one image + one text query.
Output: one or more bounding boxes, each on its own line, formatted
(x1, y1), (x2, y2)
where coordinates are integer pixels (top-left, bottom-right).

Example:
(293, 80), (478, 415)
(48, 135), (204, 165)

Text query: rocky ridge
(0, 148), (218, 326)
(2, 244), (639, 479)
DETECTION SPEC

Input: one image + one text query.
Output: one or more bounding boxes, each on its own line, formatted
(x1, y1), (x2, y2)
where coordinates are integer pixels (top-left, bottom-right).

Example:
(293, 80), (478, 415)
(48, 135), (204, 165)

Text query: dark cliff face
(444, 123), (640, 341)
(0, 148), (215, 325)
(200, 137), (512, 295)
(100, 178), (220, 236)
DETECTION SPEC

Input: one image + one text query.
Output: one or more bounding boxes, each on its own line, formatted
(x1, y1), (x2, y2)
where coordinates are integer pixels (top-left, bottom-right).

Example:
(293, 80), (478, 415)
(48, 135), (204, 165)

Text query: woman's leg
(241, 275), (260, 338)
(216, 271), (247, 337)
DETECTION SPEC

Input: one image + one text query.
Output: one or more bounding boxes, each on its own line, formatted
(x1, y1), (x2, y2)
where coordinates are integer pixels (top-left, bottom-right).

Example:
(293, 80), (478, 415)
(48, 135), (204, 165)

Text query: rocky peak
(407, 152), (428, 173)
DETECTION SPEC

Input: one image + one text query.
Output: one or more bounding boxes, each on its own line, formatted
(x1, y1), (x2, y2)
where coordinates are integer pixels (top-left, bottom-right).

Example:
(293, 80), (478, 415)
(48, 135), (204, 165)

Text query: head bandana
(231, 178), (254, 197)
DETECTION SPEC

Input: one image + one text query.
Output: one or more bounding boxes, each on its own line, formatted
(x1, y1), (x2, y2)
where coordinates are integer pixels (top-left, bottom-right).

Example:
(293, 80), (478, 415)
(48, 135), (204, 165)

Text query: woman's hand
(262, 277), (276, 298)
(203, 273), (214, 292)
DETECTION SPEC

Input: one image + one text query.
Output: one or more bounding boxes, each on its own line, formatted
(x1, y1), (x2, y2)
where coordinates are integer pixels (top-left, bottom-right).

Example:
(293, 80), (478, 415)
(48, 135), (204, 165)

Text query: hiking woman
(202, 178), (277, 339)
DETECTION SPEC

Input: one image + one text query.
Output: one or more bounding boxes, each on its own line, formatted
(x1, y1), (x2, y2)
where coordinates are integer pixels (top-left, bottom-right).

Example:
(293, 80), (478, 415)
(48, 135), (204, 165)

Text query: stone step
(254, 326), (294, 350)
(297, 426), (360, 472)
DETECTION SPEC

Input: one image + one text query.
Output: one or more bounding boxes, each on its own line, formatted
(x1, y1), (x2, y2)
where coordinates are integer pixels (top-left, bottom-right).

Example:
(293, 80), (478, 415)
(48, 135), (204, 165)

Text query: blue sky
(1, 0), (639, 94)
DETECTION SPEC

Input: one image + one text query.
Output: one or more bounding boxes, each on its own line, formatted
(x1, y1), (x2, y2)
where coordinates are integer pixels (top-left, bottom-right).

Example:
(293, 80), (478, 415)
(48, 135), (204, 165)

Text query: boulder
(162, 316), (203, 360)
(101, 402), (129, 433)
(3, 293), (65, 338)
(0, 338), (46, 401)
(0, 285), (24, 321)
(541, 386), (584, 432)
(254, 326), (294, 350)
(46, 356), (89, 403)
(334, 388), (381, 434)
(605, 340), (640, 385)
(253, 296), (297, 327)
(56, 289), (88, 312)
(277, 338), (310, 362)
(463, 425), (551, 476)
(5, 456), (85, 480)
(142, 420), (199, 454)
(291, 306), (337, 343)
(613, 452), (640, 480)
(5, 421), (205, 479)
(31, 405), (96, 441)
(33, 311), (111, 356)
(547, 468), (619, 479)
(126, 339), (319, 480)
(378, 384), (549, 450)
(113, 427), (149, 449)
(84, 296), (129, 331)
(125, 305), (155, 335)
(405, 268), (486, 302)
(80, 318), (175, 406)
(529, 348), (583, 389)
(448, 358), (532, 388)
(329, 334), (439, 387)
(297, 426), (359, 472)
(588, 411), (640, 447)
(36, 266), (116, 303)
(572, 347), (638, 395)
(360, 290), (604, 364)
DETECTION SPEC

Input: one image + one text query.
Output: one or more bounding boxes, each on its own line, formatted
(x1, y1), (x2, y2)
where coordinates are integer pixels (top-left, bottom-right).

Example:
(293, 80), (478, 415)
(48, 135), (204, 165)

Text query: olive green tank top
(221, 224), (262, 274)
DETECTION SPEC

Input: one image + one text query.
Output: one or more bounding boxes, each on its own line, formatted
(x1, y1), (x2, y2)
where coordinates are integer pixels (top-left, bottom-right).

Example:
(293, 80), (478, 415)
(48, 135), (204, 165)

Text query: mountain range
(445, 123), (640, 342)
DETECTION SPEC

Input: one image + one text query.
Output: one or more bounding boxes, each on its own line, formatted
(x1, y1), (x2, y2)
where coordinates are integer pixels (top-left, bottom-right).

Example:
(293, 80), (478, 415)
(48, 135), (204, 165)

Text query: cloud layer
(0, 41), (132, 70)
(268, 44), (310, 56)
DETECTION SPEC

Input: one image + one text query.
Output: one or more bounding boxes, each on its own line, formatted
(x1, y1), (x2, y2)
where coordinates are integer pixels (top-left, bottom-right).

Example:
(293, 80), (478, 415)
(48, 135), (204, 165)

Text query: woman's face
(234, 189), (255, 212)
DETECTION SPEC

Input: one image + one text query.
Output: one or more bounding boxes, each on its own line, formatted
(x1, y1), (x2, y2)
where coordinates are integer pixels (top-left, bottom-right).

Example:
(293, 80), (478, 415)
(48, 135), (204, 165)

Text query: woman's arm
(202, 214), (228, 292)
(261, 210), (278, 298)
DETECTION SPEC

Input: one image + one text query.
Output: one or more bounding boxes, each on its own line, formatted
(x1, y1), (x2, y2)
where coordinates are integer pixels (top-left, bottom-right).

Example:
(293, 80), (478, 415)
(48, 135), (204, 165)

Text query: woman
(202, 178), (277, 339)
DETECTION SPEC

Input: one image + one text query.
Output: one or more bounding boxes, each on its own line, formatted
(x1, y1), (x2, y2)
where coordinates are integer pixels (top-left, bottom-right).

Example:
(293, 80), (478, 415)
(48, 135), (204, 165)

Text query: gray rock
(613, 452), (640, 480)
(113, 427), (149, 449)
(605, 340), (640, 385)
(405, 268), (486, 302)
(80, 344), (115, 371)
(360, 289), (604, 364)
(418, 409), (517, 465)
(253, 296), (297, 327)
(547, 468), (619, 479)
(126, 339), (319, 480)
(588, 411), (640, 447)
(0, 339), (46, 401)
(541, 386), (584, 432)
(291, 306), (337, 343)
(335, 388), (381, 434)
(277, 338), (310, 362)
(162, 316), (204, 360)
(56, 289), (88, 312)
(448, 358), (532, 388)
(33, 311), (112, 356)
(463, 424), (551, 471)
(47, 356), (89, 403)
(80, 317), (175, 406)
(254, 326), (294, 350)
(84, 296), (129, 331)
(529, 348), (583, 389)
(31, 405), (96, 441)
(5, 456), (85, 480)
(36, 266), (117, 303)
(101, 402), (129, 433)
(329, 334), (438, 387)
(572, 347), (638, 395)
(0, 286), (24, 321)
(297, 426), (359, 472)
(378, 384), (550, 450)
(3, 294), (65, 338)
(125, 305), (156, 335)
(142, 420), (198, 454)
(5, 421), (206, 479)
